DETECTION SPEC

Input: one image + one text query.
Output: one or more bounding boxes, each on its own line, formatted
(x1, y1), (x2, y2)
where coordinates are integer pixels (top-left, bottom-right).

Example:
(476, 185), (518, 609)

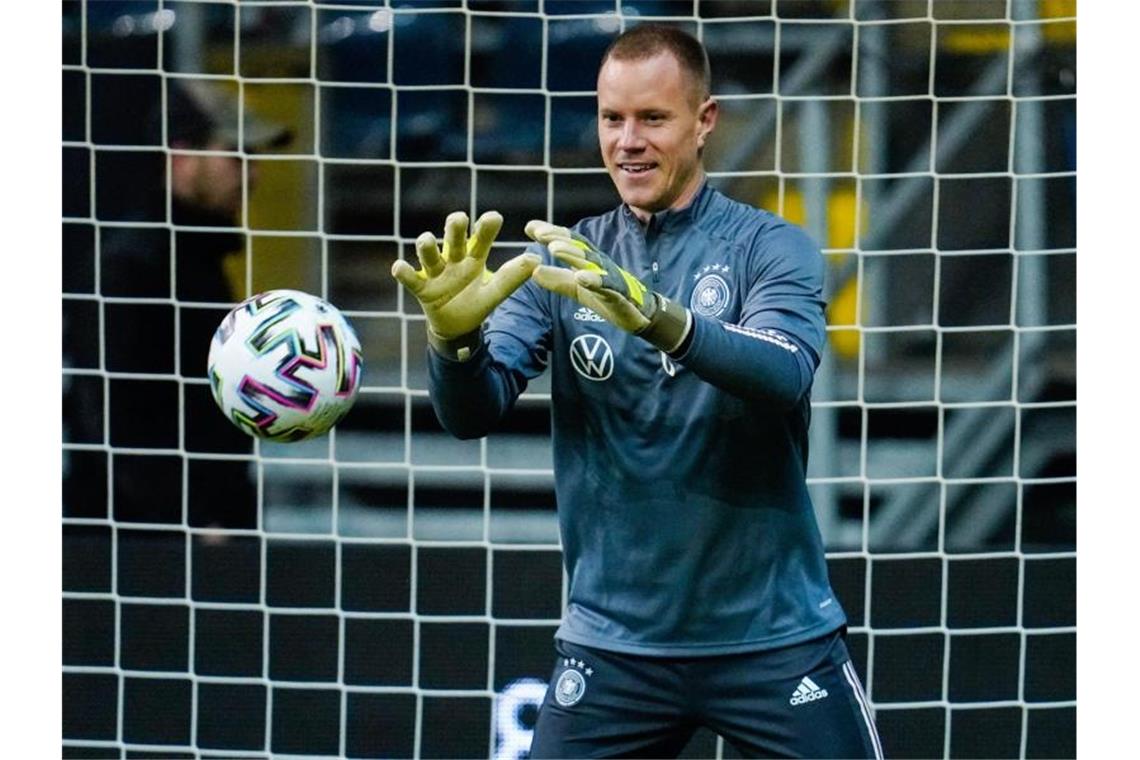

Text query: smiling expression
(597, 52), (718, 222)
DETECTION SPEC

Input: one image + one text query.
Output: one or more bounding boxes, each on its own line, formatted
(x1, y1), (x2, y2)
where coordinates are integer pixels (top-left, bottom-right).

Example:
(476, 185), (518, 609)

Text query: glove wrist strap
(637, 293), (692, 353)
(427, 325), (483, 362)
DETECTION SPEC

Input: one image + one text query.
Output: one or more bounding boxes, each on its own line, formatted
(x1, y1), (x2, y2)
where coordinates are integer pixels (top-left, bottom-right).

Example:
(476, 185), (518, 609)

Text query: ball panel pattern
(207, 290), (363, 441)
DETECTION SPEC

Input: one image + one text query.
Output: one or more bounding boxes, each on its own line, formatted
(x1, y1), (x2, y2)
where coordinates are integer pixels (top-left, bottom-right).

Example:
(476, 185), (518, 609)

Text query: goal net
(62, 1), (1076, 758)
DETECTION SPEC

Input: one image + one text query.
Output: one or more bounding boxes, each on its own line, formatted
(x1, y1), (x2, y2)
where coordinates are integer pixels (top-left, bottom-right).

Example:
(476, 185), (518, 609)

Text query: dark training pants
(529, 630), (883, 759)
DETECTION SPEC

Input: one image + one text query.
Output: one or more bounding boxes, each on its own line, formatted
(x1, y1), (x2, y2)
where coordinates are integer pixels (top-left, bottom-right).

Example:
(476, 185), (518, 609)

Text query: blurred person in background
(392, 25), (882, 758)
(63, 80), (291, 528)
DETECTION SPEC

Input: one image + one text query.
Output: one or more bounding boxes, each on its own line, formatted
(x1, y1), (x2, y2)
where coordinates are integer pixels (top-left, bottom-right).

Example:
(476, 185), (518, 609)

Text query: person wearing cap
(166, 80), (292, 232)
(63, 80), (292, 529)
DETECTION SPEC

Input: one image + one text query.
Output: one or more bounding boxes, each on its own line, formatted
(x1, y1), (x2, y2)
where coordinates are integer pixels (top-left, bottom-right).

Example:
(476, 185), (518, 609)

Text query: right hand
(390, 210), (541, 340)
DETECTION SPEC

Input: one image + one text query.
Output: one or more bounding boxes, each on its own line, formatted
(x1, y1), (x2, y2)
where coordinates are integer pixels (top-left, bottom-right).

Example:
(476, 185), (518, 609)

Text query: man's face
(597, 52), (717, 220)
(174, 139), (249, 220)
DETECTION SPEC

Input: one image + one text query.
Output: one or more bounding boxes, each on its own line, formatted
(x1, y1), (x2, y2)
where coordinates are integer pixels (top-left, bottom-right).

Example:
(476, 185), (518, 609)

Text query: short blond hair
(600, 25), (711, 104)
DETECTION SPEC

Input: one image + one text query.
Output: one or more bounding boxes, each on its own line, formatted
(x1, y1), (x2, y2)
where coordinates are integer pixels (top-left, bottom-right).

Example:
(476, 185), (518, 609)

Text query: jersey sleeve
(673, 223), (827, 410)
(427, 245), (553, 439)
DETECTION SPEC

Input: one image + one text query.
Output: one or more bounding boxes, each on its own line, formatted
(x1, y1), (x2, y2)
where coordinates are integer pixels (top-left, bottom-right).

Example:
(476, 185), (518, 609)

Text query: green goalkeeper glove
(524, 220), (691, 352)
(392, 210), (540, 361)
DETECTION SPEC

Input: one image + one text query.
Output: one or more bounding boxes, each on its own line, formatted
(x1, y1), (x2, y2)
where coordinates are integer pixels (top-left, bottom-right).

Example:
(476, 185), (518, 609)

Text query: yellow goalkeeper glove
(524, 220), (691, 352)
(392, 211), (540, 360)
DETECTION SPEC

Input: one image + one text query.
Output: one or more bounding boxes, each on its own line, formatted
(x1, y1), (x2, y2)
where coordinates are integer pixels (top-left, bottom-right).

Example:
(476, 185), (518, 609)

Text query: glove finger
(468, 210), (504, 263)
(482, 252), (542, 304)
(390, 258), (426, 294)
(524, 219), (573, 245)
(574, 269), (605, 290)
(531, 263), (581, 299)
(550, 242), (603, 274)
(575, 274), (639, 317)
(414, 232), (446, 277)
(442, 211), (470, 264)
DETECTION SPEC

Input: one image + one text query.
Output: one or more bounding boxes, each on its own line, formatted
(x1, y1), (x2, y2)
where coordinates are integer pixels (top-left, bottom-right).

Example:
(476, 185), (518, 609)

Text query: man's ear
(696, 98), (718, 149)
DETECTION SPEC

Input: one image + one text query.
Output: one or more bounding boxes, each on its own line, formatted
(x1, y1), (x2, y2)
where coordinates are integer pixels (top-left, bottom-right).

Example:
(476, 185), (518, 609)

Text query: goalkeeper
(392, 25), (882, 759)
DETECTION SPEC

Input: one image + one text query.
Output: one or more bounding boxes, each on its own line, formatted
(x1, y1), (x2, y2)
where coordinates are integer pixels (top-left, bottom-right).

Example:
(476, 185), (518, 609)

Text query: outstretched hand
(524, 220), (655, 335)
(391, 211), (541, 341)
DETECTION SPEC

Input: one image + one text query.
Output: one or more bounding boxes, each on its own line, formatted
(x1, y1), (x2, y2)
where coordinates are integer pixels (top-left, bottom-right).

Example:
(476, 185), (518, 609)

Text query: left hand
(524, 220), (657, 334)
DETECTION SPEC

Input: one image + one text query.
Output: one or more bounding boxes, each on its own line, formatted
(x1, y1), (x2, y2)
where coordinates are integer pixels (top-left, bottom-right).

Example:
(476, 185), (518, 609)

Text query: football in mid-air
(207, 289), (363, 441)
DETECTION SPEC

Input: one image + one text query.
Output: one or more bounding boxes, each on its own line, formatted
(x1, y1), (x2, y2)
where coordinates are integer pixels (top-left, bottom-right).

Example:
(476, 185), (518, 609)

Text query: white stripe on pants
(842, 660), (884, 760)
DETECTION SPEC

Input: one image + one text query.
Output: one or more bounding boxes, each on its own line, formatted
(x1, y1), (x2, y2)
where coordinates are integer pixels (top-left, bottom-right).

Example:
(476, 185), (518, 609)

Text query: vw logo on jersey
(691, 273), (731, 318)
(554, 668), (587, 707)
(569, 334), (614, 381)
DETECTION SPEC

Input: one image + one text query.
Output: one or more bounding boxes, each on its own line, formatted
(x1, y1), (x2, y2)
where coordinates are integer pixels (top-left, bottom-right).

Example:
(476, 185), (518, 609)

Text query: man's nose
(617, 121), (646, 151)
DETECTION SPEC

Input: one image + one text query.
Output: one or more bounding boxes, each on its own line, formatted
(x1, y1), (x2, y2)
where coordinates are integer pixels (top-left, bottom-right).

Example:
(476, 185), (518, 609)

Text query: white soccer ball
(207, 289), (364, 441)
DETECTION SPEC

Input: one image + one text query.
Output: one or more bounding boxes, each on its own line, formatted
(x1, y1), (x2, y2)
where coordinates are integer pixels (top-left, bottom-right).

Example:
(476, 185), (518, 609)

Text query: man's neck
(629, 171), (706, 225)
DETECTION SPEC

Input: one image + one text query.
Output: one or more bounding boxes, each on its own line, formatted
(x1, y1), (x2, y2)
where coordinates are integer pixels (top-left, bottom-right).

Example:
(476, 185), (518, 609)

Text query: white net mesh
(62, 1), (1076, 758)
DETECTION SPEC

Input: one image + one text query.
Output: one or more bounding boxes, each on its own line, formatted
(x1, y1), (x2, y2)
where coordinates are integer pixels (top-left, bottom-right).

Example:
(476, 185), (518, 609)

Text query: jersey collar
(621, 179), (712, 235)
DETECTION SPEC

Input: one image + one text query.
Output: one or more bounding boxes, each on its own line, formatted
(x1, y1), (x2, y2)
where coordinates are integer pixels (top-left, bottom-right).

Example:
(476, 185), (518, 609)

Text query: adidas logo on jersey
(573, 307), (606, 323)
(789, 676), (829, 706)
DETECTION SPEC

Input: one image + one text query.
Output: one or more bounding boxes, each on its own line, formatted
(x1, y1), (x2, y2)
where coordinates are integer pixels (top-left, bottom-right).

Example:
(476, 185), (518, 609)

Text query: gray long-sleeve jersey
(428, 183), (847, 655)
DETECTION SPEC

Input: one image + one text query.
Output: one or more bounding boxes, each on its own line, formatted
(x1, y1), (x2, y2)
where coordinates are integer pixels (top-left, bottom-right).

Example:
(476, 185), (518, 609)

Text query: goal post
(62, 1), (1076, 758)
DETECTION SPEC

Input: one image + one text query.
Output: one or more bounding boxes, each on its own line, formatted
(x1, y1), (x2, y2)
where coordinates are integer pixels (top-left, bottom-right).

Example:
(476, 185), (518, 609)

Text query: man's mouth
(618, 162), (657, 175)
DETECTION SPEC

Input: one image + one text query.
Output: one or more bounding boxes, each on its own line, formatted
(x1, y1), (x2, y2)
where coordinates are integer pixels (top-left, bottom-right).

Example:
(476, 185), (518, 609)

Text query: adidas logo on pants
(789, 676), (829, 705)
